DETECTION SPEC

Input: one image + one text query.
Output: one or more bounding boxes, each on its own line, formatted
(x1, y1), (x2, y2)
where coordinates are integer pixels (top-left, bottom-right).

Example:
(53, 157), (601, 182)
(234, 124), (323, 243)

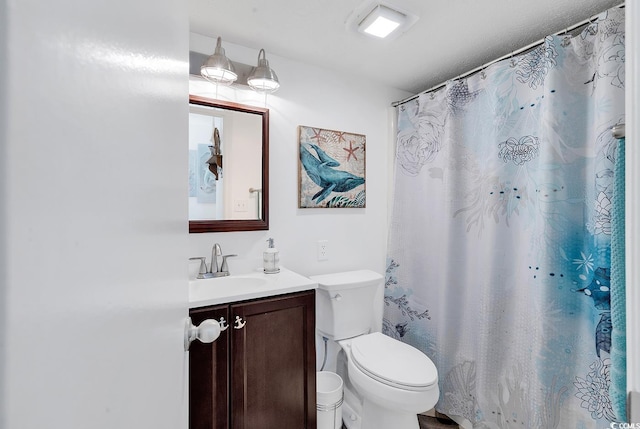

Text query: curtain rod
(392, 3), (625, 107)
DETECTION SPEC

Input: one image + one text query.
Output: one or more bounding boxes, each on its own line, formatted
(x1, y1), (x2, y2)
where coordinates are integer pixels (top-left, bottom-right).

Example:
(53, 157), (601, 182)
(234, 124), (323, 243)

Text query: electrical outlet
(317, 240), (329, 261)
(234, 199), (248, 212)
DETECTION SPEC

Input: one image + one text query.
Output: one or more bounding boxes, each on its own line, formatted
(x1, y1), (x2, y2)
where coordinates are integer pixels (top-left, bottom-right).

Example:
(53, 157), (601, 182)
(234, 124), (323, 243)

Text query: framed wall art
(298, 125), (366, 208)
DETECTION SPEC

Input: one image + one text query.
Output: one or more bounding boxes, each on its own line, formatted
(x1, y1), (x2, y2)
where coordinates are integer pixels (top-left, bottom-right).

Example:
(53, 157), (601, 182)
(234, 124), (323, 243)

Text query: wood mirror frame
(188, 95), (269, 233)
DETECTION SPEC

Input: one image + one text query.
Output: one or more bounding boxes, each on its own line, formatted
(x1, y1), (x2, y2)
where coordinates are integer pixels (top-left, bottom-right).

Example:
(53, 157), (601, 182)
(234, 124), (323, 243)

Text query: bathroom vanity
(188, 269), (317, 429)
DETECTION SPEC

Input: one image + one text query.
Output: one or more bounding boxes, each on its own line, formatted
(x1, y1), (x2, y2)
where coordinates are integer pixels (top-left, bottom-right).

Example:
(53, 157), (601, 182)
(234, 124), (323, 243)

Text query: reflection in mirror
(188, 95), (269, 233)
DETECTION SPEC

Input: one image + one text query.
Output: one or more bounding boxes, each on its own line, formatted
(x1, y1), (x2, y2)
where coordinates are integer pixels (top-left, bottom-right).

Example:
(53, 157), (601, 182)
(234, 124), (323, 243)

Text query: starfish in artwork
(343, 140), (360, 161)
(335, 131), (347, 143)
(310, 128), (323, 142)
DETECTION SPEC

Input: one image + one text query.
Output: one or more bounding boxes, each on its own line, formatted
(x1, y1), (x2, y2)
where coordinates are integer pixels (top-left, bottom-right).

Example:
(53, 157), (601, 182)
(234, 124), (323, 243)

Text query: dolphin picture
(300, 143), (365, 203)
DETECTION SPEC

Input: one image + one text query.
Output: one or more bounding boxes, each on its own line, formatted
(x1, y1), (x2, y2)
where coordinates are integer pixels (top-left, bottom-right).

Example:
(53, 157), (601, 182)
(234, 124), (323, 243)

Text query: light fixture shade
(359, 5), (406, 38)
(201, 37), (238, 85)
(247, 49), (280, 94)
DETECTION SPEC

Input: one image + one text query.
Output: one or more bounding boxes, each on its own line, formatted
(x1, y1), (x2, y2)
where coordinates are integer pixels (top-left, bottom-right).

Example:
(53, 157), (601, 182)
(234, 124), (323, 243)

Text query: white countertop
(189, 267), (318, 308)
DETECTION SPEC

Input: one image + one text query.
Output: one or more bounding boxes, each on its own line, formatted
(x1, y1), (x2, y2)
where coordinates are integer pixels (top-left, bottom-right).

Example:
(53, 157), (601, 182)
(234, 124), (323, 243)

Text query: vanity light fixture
(247, 49), (280, 94)
(201, 37), (237, 86)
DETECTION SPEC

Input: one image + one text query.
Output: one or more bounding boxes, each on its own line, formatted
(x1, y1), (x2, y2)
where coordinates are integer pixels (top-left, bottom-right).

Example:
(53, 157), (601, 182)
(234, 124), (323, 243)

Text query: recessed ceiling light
(359, 5), (405, 38)
(346, 1), (419, 40)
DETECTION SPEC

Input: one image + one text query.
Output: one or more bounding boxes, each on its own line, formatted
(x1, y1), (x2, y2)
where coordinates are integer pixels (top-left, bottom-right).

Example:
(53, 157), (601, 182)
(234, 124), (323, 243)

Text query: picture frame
(298, 125), (366, 208)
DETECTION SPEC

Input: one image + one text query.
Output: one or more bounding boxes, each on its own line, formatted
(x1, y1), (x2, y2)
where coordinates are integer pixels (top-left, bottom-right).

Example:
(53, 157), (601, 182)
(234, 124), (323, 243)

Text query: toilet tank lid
(309, 270), (383, 291)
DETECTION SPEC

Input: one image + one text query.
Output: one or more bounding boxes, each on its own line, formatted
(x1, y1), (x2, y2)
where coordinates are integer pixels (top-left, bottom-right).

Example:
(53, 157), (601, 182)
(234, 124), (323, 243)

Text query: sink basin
(189, 268), (317, 307)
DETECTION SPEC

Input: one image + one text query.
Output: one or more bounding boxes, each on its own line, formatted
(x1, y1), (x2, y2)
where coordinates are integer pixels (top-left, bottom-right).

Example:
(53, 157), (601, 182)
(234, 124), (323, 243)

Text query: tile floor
(418, 414), (460, 428)
(338, 414), (459, 429)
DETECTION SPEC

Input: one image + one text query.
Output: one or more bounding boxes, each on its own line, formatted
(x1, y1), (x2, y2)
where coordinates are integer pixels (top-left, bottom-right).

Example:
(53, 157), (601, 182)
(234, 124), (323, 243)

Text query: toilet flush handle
(331, 293), (342, 301)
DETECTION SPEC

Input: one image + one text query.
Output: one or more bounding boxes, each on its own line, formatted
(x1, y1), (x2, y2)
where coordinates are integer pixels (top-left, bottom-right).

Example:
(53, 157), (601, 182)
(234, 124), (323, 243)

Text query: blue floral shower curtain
(384, 7), (625, 428)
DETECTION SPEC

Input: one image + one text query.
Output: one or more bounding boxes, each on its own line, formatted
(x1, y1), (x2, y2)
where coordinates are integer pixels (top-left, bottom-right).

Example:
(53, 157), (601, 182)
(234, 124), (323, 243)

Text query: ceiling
(189, 0), (622, 95)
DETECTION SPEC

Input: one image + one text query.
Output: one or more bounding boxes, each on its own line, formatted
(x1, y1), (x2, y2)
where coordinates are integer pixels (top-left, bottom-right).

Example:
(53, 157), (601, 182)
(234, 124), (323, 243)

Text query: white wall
(188, 33), (411, 279)
(0, 0), (6, 421)
(1, 0), (189, 428)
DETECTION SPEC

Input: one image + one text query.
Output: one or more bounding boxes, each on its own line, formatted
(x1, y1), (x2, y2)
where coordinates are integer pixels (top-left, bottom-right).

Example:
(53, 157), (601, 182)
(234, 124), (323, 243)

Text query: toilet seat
(349, 332), (437, 392)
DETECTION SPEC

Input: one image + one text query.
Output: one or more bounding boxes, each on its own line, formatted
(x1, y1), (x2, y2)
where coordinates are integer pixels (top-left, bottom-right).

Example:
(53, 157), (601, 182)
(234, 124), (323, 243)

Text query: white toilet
(311, 270), (439, 429)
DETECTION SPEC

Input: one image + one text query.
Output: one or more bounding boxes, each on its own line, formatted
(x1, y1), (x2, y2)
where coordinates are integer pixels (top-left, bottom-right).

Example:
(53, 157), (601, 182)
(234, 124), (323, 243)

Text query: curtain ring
(559, 27), (571, 47)
(587, 16), (598, 35)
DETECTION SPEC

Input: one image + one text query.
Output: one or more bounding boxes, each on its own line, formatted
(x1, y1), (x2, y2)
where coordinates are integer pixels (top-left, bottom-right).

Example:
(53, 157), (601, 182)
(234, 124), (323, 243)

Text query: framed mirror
(188, 95), (269, 233)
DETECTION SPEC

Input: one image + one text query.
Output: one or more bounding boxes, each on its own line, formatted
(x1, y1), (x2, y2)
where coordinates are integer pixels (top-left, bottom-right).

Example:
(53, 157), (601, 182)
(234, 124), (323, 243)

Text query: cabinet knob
(331, 293), (342, 301)
(234, 316), (246, 330)
(184, 317), (221, 351)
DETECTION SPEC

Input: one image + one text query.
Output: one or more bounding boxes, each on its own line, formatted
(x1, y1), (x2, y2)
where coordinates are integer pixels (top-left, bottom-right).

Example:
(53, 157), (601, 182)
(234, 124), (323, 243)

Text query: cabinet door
(190, 304), (230, 429)
(231, 290), (316, 429)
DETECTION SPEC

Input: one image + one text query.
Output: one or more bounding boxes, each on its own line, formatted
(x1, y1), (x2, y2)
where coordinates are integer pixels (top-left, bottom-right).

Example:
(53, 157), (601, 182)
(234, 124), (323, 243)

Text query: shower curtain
(384, 7), (625, 428)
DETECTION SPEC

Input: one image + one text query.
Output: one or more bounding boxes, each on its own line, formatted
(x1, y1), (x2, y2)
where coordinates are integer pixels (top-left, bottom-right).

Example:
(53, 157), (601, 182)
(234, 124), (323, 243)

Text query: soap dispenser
(263, 238), (280, 274)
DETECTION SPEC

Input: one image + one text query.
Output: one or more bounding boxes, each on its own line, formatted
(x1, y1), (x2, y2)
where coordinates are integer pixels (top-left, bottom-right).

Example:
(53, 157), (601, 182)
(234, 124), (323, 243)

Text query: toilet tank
(310, 270), (383, 340)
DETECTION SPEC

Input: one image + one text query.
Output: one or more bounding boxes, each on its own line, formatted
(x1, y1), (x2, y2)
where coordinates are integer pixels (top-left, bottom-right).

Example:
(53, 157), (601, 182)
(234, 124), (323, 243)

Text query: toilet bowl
(339, 333), (439, 429)
(311, 270), (440, 429)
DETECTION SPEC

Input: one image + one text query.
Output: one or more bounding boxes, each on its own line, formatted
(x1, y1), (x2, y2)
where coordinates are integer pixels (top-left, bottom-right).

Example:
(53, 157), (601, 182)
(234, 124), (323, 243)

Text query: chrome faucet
(190, 243), (237, 279)
(210, 243), (237, 277)
(211, 243), (222, 273)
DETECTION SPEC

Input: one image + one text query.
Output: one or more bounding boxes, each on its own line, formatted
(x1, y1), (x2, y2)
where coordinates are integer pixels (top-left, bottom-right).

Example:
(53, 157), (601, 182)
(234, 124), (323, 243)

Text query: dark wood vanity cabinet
(189, 290), (317, 429)
(190, 303), (230, 429)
